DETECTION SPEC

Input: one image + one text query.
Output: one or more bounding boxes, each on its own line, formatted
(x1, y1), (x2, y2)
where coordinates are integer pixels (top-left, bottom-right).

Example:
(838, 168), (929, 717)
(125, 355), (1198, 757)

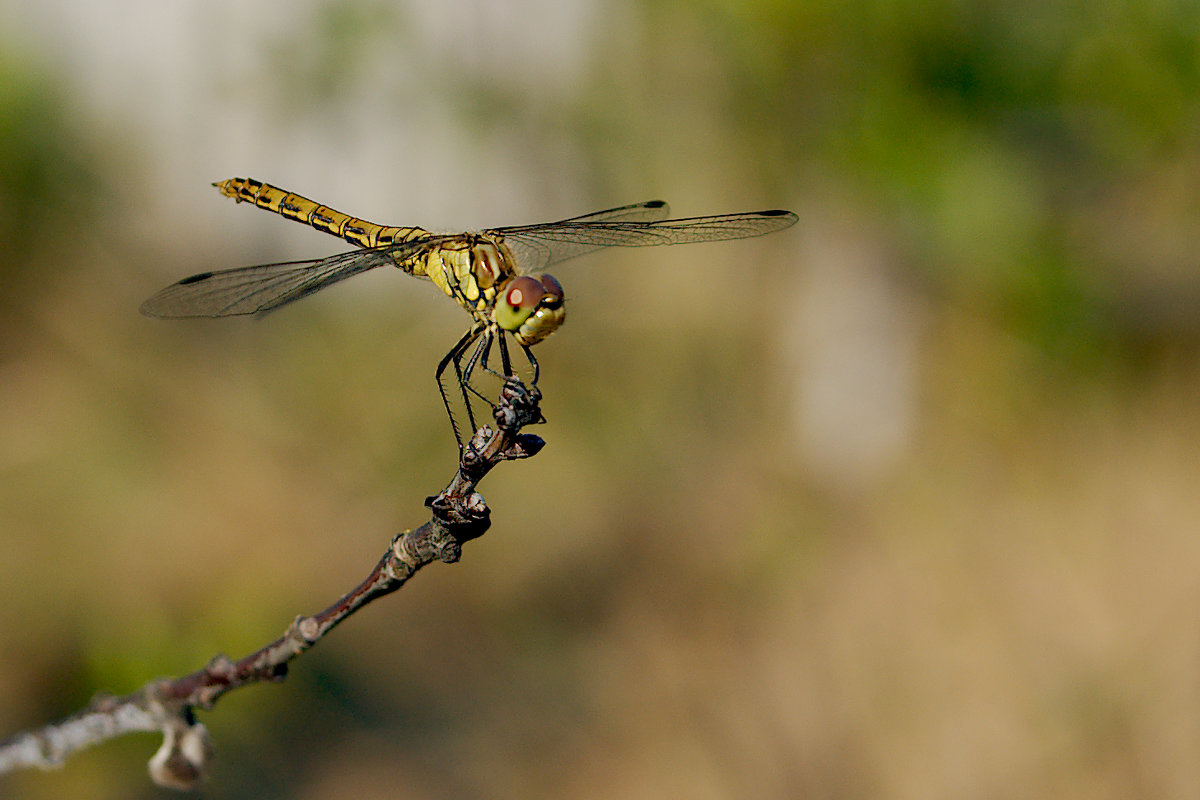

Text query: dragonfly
(142, 178), (798, 446)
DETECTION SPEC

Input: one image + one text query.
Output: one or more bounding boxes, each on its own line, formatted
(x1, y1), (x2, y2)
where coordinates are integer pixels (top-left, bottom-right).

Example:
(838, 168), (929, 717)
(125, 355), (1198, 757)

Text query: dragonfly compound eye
(496, 276), (545, 331)
(538, 274), (564, 306)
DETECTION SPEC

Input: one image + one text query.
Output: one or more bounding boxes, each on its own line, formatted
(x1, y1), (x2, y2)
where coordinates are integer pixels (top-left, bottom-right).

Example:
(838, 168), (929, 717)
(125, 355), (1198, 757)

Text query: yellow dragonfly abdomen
(213, 178), (506, 315)
(213, 177), (427, 251)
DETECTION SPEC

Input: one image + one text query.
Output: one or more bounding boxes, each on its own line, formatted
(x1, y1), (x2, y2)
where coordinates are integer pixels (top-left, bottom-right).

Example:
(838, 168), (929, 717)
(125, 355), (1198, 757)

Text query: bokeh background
(2, 0), (1200, 797)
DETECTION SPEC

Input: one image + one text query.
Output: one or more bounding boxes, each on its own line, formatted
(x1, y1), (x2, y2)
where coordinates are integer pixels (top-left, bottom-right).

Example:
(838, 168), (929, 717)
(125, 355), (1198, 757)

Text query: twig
(0, 378), (544, 790)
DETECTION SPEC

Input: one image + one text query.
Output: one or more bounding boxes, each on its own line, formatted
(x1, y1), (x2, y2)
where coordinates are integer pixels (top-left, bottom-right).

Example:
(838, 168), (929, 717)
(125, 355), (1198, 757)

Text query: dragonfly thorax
(422, 236), (516, 316)
(471, 241), (506, 290)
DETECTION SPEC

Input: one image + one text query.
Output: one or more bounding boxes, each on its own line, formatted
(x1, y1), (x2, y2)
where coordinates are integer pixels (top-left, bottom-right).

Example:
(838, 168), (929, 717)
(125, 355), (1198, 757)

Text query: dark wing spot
(760, 209), (792, 216)
(647, 200), (667, 208)
(178, 272), (214, 285)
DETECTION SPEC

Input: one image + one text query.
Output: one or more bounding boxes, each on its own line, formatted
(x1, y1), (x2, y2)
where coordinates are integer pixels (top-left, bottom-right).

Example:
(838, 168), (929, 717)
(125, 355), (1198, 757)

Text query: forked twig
(0, 379), (544, 790)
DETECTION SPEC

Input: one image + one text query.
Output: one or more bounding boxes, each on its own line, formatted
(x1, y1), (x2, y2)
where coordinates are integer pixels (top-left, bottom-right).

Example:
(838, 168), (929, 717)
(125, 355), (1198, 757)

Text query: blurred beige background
(2, 1), (1200, 797)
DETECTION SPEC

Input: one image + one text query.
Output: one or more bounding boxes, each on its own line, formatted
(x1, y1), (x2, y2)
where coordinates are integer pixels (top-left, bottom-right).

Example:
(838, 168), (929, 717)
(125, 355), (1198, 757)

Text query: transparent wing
(552, 199), (671, 224)
(140, 238), (445, 319)
(493, 205), (797, 273)
(494, 200), (671, 271)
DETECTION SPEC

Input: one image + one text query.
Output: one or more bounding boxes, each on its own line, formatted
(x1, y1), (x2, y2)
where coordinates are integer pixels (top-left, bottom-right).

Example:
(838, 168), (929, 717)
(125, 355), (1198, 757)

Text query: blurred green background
(3, 0), (1200, 797)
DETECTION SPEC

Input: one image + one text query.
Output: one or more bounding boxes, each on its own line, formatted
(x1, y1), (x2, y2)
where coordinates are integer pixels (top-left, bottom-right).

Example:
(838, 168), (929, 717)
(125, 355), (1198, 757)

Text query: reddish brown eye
(538, 274), (564, 305)
(505, 276), (544, 310)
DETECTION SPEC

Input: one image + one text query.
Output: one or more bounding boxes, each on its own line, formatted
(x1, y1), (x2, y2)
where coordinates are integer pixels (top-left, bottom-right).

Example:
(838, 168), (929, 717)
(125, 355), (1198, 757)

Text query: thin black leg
(520, 343), (540, 385)
(459, 327), (496, 408)
(497, 332), (514, 379)
(437, 323), (484, 448)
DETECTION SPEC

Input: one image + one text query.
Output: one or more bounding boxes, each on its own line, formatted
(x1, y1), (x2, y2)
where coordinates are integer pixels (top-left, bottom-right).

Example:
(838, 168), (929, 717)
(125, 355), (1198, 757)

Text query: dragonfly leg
(467, 326), (494, 381)
(459, 326), (516, 417)
(454, 326), (541, 432)
(472, 335), (545, 428)
(464, 326), (515, 401)
(520, 343), (540, 385)
(496, 333), (515, 379)
(437, 323), (485, 448)
(476, 328), (512, 379)
(479, 331), (538, 388)
(518, 343), (546, 425)
(490, 339), (540, 384)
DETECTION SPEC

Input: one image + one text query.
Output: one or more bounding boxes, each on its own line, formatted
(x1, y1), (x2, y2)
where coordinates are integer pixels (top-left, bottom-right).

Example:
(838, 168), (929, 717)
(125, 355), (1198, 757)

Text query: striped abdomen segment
(214, 177), (428, 253)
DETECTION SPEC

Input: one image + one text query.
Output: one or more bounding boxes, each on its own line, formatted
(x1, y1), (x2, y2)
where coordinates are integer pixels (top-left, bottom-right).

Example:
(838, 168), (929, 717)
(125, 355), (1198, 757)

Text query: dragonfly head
(496, 274), (565, 346)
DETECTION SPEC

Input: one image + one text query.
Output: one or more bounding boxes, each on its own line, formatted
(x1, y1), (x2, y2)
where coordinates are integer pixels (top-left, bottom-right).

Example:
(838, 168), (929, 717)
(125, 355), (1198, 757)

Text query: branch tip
(501, 433), (544, 460)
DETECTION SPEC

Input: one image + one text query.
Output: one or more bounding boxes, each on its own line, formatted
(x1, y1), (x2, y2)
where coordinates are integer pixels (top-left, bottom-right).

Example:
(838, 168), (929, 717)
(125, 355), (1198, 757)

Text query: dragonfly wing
(494, 201), (672, 272)
(495, 207), (797, 272)
(551, 200), (671, 224)
(140, 240), (434, 319)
